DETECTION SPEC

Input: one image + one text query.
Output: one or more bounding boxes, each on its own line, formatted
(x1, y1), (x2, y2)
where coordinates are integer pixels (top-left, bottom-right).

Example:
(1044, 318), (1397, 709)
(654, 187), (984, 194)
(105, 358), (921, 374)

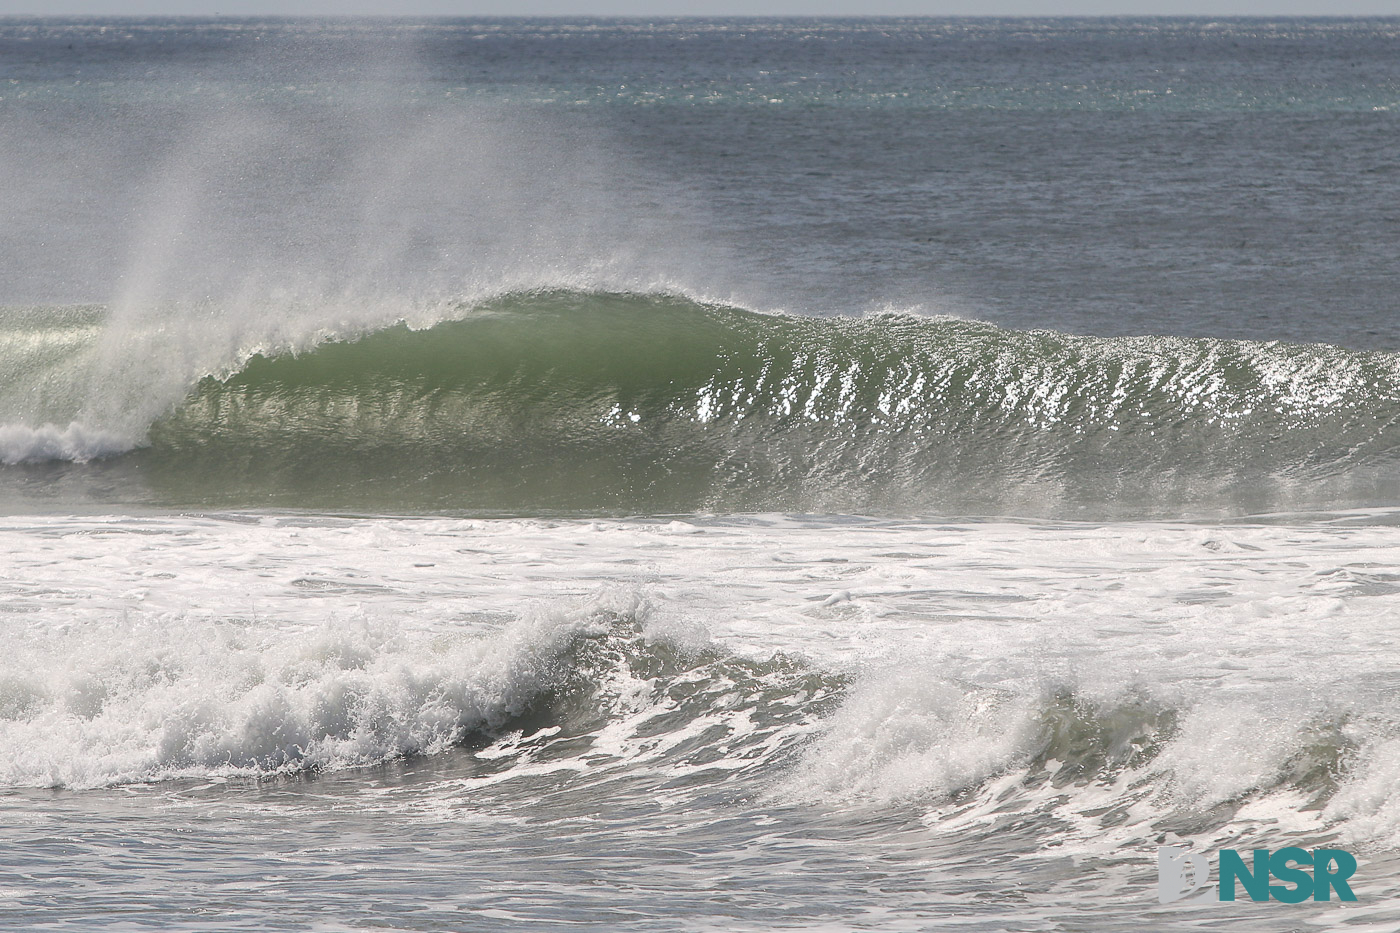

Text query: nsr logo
(1157, 846), (1358, 904)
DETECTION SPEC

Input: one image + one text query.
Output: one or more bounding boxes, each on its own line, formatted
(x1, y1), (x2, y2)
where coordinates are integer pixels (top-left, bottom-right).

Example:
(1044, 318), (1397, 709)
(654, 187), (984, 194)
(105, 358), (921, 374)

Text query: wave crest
(6, 289), (1400, 516)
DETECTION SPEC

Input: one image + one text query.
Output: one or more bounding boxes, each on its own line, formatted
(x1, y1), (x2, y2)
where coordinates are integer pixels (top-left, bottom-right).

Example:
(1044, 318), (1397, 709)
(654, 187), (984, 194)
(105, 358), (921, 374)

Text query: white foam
(0, 591), (634, 788)
(1325, 736), (1400, 847)
(774, 670), (1039, 806)
(3, 510), (1400, 850)
(0, 421), (135, 464)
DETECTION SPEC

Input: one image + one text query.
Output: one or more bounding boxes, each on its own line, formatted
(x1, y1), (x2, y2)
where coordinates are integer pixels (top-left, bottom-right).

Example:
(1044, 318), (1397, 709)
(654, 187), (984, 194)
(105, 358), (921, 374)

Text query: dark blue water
(4, 18), (1400, 933)
(2, 18), (1399, 344)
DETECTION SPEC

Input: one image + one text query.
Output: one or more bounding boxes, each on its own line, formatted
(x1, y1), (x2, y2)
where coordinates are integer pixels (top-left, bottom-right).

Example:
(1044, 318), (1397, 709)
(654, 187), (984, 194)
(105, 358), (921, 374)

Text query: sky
(0, 0), (1395, 15)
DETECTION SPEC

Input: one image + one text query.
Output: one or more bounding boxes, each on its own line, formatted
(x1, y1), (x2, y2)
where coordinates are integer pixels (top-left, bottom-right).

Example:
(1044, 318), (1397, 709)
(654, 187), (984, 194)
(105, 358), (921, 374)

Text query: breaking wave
(3, 289), (1400, 516)
(7, 589), (1400, 853)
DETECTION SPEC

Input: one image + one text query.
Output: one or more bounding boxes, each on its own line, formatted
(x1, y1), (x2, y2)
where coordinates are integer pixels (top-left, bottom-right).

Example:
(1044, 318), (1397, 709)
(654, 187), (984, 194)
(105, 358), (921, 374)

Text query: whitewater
(4, 16), (1400, 933)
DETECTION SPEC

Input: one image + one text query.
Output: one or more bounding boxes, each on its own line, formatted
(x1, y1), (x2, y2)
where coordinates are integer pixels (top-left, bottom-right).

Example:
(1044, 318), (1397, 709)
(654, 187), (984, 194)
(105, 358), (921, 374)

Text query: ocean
(2, 15), (1400, 931)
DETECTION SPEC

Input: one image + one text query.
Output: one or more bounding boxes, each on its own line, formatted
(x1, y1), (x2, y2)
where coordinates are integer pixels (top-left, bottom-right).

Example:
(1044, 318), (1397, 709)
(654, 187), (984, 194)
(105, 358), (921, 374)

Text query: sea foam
(0, 594), (632, 788)
(0, 422), (134, 465)
(5, 512), (1400, 855)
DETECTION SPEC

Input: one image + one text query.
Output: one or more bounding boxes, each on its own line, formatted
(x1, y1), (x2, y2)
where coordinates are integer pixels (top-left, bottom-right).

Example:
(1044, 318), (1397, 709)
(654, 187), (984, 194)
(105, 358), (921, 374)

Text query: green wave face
(7, 289), (1400, 516)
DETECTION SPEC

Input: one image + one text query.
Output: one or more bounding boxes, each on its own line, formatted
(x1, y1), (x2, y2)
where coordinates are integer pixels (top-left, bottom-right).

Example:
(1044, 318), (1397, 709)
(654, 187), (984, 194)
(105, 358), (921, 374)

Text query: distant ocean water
(2, 17), (1400, 931)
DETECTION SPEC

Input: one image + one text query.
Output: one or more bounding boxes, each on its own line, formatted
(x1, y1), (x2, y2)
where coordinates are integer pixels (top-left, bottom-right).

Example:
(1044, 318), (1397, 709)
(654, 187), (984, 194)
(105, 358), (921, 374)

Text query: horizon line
(2, 11), (1399, 17)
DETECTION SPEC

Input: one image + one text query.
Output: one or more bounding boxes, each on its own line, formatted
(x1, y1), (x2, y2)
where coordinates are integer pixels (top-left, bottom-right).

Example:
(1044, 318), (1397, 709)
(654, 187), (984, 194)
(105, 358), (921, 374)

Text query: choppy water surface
(3, 16), (1400, 932)
(6, 513), (1400, 931)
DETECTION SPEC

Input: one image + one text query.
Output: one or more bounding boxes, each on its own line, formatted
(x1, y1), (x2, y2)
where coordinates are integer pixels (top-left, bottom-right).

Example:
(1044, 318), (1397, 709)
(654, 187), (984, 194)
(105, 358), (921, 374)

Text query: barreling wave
(4, 288), (1400, 516)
